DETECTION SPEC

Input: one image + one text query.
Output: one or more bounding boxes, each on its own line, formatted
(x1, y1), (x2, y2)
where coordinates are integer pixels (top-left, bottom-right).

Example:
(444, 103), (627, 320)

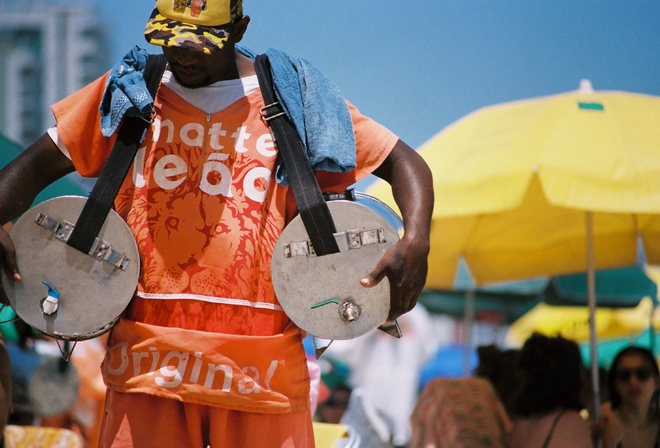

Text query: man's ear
(232, 15), (250, 43)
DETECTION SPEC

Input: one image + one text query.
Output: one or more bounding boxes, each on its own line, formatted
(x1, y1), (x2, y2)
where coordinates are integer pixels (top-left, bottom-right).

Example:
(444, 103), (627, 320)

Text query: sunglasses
(616, 366), (654, 383)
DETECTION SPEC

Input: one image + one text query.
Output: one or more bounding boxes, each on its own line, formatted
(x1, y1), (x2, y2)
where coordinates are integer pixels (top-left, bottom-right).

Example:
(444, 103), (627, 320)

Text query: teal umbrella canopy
(420, 261), (656, 323)
(0, 133), (88, 208)
(419, 260), (548, 324)
(545, 266), (657, 308)
(580, 327), (658, 369)
(419, 289), (542, 325)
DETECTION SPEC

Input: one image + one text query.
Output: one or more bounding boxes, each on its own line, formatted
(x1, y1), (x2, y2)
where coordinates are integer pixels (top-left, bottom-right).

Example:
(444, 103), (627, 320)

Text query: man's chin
(172, 72), (209, 89)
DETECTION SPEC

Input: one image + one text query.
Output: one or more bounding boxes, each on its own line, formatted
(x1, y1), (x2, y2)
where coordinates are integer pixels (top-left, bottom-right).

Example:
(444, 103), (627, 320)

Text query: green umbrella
(546, 266), (657, 308)
(419, 260), (547, 325)
(420, 289), (542, 325)
(421, 264), (656, 323)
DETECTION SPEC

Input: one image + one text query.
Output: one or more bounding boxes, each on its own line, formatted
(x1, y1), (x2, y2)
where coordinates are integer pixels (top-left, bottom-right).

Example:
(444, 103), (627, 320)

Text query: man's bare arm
(365, 139), (434, 320)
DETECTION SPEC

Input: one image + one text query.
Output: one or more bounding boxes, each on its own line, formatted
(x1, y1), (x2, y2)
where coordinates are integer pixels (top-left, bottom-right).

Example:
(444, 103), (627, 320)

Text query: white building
(0, 0), (108, 146)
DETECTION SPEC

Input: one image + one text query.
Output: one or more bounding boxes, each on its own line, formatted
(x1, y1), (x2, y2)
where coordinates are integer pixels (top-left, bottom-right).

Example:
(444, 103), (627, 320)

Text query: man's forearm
(374, 139), (434, 245)
(367, 138), (433, 318)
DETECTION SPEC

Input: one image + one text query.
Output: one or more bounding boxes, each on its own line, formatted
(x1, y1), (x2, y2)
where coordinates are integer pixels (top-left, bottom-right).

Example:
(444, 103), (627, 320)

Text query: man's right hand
(0, 225), (20, 306)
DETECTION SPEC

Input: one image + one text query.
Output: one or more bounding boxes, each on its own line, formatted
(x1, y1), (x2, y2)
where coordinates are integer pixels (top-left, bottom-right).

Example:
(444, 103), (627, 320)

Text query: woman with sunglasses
(599, 346), (660, 448)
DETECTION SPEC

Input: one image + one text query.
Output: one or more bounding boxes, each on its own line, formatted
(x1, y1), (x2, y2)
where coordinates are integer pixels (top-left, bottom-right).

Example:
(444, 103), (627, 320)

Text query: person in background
(0, 0), (433, 446)
(475, 344), (520, 417)
(408, 376), (512, 448)
(316, 383), (352, 425)
(40, 336), (109, 448)
(327, 302), (442, 446)
(598, 346), (660, 448)
(0, 224), (14, 447)
(506, 333), (592, 448)
(0, 335), (11, 447)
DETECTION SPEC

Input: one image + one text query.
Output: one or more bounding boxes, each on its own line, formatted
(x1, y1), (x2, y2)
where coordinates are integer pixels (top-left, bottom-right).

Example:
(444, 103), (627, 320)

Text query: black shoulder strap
(254, 54), (340, 256)
(144, 54), (167, 97)
(66, 54), (167, 254)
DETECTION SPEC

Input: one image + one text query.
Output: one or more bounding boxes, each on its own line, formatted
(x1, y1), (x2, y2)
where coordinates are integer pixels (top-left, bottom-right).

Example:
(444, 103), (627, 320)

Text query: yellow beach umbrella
(506, 297), (658, 345)
(368, 81), (660, 418)
(369, 81), (660, 288)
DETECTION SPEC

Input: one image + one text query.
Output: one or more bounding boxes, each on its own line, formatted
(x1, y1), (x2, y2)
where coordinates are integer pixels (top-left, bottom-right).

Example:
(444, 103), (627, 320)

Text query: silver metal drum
(272, 192), (403, 340)
(2, 196), (140, 340)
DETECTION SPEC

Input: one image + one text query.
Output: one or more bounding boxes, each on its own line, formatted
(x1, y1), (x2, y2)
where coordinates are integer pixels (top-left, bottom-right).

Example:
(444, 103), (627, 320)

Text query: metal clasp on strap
(260, 102), (287, 123)
(138, 112), (156, 124)
(34, 212), (131, 271)
(283, 227), (386, 258)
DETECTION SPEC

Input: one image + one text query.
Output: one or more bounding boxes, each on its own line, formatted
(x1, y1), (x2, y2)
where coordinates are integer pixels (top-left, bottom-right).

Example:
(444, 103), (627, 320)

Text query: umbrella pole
(463, 289), (475, 376)
(586, 212), (601, 422)
(650, 304), (656, 355)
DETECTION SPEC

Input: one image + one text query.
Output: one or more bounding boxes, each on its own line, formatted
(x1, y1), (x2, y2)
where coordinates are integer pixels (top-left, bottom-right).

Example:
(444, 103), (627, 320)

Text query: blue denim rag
(99, 46), (154, 137)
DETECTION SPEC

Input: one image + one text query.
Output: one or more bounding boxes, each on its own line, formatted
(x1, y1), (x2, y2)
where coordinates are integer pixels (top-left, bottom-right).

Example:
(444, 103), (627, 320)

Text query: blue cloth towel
(237, 46), (356, 184)
(99, 46), (357, 184)
(99, 46), (155, 137)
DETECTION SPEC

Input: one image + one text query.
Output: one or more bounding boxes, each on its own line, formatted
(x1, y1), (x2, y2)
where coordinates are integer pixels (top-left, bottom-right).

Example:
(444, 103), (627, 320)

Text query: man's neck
(236, 52), (256, 78)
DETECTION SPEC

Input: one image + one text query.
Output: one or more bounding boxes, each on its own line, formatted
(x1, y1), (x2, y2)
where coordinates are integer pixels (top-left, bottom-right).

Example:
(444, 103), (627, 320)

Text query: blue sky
(97, 1), (660, 154)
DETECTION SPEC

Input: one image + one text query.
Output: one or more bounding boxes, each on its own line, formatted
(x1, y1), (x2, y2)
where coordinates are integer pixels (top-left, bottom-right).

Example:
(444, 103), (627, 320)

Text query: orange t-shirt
(52, 73), (396, 337)
(52, 70), (397, 411)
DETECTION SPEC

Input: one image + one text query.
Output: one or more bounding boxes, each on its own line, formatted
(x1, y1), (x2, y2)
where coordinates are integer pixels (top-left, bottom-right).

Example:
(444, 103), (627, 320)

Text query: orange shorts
(99, 390), (316, 448)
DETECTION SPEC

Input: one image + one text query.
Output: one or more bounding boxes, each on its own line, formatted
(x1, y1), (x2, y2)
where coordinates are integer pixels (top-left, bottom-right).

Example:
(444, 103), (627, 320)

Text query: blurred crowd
(1, 307), (106, 448)
(3, 303), (660, 448)
(311, 309), (660, 448)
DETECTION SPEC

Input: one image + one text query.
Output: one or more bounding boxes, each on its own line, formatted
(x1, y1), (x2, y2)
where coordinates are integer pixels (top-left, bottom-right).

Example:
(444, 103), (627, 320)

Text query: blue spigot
(42, 281), (60, 315)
